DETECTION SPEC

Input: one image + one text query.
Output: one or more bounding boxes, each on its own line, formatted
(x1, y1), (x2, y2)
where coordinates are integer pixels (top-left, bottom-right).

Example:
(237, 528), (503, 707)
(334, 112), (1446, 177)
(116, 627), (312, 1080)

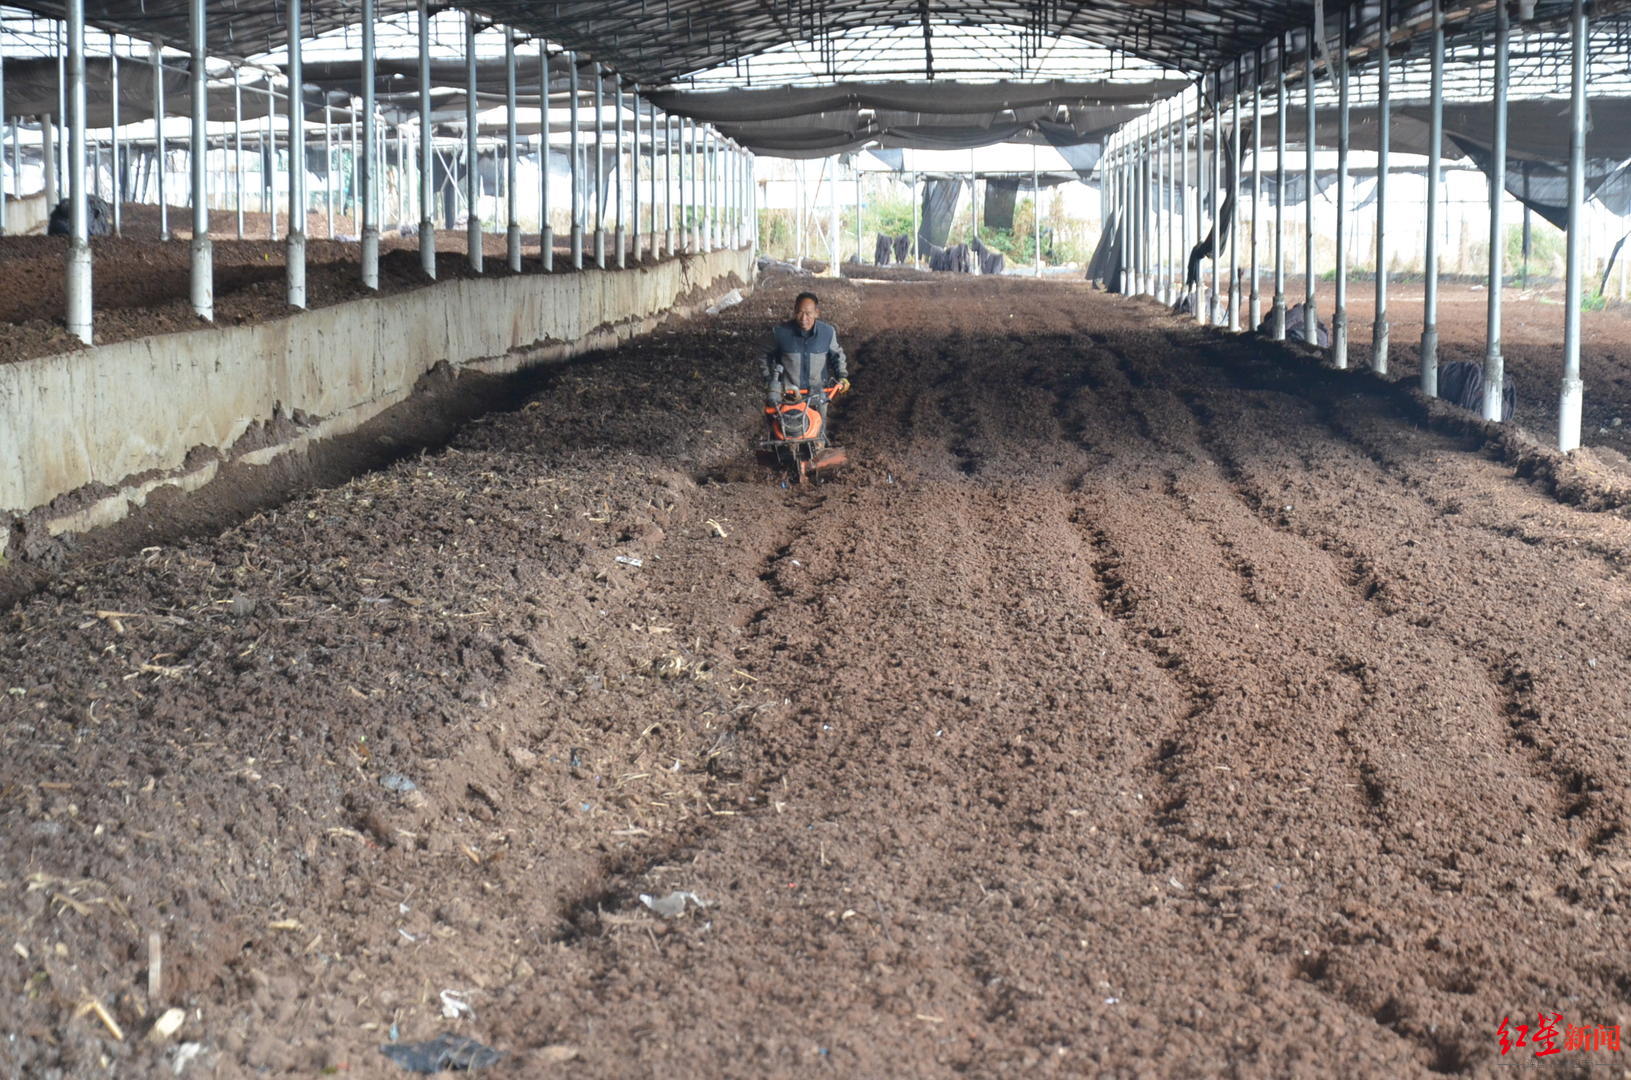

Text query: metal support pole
(1135, 125), (1145, 293)
(592, 64), (604, 267)
(109, 35), (120, 235)
(65, 0), (92, 343)
(1126, 137), (1136, 292)
(235, 75), (245, 237)
(704, 130), (715, 252)
(188, 0), (210, 319)
(1373, 0), (1391, 372)
(910, 171), (919, 266)
(266, 89), (277, 238)
(1303, 35), (1317, 344)
(1167, 100), (1177, 302)
(348, 105), (357, 221)
(0, 45), (6, 235)
(679, 118), (690, 254)
(855, 163), (862, 265)
(1130, 133), (1139, 292)
(323, 100), (333, 240)
(1250, 52), (1261, 326)
(1165, 110), (1175, 299)
(1193, 90), (1205, 321)
(1124, 146), (1133, 291)
(648, 103), (660, 257)
(1559, 0), (1587, 450)
(505, 31), (521, 272)
(1157, 105), (1167, 299)
(540, 44), (552, 271)
(663, 113), (673, 256)
(1228, 59), (1241, 330)
(418, 0), (434, 276)
(1209, 71), (1220, 324)
(613, 78), (625, 267)
(829, 152), (840, 275)
(969, 149), (978, 274)
(1181, 94), (1190, 311)
(56, 23), (66, 201)
(1334, 8), (1351, 368)
(1148, 120), (1157, 293)
(1421, 0), (1444, 394)
(359, 0), (379, 285)
(568, 53), (581, 268)
(1033, 141), (1042, 277)
(690, 118), (700, 254)
(1272, 37), (1286, 339)
(1118, 143), (1128, 290)
(42, 112), (58, 211)
(153, 42), (168, 240)
(632, 85), (641, 260)
(464, 11), (481, 273)
(395, 125), (405, 232)
(1483, 0), (1509, 421)
(287, 0), (306, 308)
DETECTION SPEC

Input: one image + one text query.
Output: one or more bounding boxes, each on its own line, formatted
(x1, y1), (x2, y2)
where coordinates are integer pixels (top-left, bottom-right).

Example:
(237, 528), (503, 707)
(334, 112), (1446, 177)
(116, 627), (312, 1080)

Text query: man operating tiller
(757, 292), (852, 484)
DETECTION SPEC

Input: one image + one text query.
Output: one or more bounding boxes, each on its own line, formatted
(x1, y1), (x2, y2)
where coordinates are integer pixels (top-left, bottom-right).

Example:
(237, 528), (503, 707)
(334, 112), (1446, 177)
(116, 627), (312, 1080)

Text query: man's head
(793, 292), (820, 333)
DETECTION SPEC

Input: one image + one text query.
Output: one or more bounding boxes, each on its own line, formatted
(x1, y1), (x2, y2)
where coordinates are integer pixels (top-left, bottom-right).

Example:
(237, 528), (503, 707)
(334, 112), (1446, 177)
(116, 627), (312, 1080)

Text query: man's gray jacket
(763, 319), (848, 403)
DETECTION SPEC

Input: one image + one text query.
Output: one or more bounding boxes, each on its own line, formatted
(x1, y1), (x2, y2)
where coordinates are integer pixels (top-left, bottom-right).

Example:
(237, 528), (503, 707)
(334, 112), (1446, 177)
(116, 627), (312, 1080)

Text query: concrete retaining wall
(1, 246), (753, 537)
(2, 191), (52, 235)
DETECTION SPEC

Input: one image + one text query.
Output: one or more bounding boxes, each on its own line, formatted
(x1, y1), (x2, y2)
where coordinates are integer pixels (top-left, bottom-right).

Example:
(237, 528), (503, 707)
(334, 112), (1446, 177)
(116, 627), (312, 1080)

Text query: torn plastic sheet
(381, 1033), (503, 1073)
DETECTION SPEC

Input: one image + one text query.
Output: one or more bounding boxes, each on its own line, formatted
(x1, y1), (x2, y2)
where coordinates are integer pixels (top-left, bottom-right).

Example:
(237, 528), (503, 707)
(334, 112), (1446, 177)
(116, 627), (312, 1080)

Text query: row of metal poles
(1100, 0), (1591, 452)
(38, 0), (757, 346)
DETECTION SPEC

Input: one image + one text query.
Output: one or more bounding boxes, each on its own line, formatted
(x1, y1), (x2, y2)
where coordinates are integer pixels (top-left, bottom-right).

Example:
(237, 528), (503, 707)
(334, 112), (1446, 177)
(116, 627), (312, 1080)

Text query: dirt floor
(0, 203), (644, 364)
(1190, 270), (1631, 456)
(7, 272), (1631, 1077)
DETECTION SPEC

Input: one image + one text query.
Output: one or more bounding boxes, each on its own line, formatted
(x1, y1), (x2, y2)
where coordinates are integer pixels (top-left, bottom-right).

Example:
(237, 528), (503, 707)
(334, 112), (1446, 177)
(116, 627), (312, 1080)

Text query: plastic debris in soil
(638, 890), (708, 917)
(380, 1033), (504, 1073)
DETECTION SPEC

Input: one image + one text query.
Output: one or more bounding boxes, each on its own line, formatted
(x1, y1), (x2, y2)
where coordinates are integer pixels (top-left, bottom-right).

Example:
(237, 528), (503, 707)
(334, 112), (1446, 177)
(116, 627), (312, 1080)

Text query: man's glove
(836, 378), (851, 393)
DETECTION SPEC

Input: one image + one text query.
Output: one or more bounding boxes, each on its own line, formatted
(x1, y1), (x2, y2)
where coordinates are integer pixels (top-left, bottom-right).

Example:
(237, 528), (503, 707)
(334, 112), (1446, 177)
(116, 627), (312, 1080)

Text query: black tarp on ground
(1438, 360), (1516, 420)
(930, 242), (973, 272)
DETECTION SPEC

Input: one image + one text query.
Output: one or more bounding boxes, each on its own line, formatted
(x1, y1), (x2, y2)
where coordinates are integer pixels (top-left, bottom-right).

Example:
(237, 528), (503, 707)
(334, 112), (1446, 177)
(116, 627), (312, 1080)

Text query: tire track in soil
(1067, 324), (1601, 1071)
(1050, 332), (1462, 1075)
(1179, 387), (1593, 842)
(1147, 340), (1631, 1066)
(1182, 372), (1631, 873)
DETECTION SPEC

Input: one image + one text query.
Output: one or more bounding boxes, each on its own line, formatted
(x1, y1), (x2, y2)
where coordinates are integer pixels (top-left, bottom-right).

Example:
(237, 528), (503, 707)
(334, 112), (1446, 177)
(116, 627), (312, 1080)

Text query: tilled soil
(0, 203), (613, 364)
(1180, 272), (1631, 456)
(6, 275), (1631, 1077)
